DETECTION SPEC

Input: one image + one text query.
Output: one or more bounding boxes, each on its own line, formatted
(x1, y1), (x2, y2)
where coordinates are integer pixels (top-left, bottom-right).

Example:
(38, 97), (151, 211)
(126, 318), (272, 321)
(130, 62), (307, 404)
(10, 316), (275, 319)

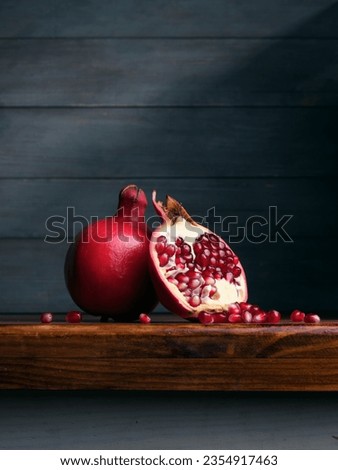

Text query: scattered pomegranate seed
(40, 312), (53, 323)
(66, 311), (82, 323)
(304, 313), (321, 324)
(228, 313), (242, 323)
(228, 303), (241, 316)
(266, 310), (281, 324)
(213, 313), (228, 323)
(198, 311), (214, 325)
(249, 304), (261, 315)
(242, 311), (252, 323)
(290, 309), (305, 322)
(239, 302), (252, 312)
(252, 312), (267, 323)
(139, 313), (151, 324)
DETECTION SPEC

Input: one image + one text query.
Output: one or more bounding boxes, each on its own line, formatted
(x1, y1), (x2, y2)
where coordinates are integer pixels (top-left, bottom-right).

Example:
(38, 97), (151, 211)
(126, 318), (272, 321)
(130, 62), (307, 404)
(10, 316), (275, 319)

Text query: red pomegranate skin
(64, 185), (158, 321)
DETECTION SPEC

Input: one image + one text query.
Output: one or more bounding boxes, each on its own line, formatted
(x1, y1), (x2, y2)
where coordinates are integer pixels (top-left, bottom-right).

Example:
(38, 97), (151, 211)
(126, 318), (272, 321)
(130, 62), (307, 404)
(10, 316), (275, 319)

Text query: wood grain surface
(1, 321), (338, 391)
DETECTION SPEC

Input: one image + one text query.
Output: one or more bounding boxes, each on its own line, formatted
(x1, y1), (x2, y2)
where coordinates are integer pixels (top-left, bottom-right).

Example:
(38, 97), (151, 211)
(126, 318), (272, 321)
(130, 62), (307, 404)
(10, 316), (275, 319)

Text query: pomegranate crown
(152, 190), (197, 225)
(117, 184), (148, 217)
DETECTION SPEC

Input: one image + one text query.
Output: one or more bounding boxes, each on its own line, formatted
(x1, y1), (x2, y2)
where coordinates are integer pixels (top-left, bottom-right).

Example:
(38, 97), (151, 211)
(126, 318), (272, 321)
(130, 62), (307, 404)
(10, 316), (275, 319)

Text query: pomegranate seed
(209, 286), (217, 298)
(218, 250), (226, 258)
(225, 249), (233, 257)
(209, 234), (218, 243)
(202, 250), (210, 260)
(242, 311), (252, 323)
(217, 258), (226, 268)
(201, 285), (211, 297)
(228, 303), (241, 316)
(189, 295), (201, 307)
(139, 313), (151, 324)
(159, 253), (169, 267)
(66, 311), (82, 323)
(252, 313), (267, 323)
(40, 312), (53, 323)
(181, 244), (191, 255)
(211, 250), (219, 258)
(198, 311), (214, 325)
(209, 257), (217, 266)
(227, 263), (235, 271)
(228, 313), (242, 323)
(219, 241), (226, 250)
(176, 273), (189, 283)
(167, 276), (178, 285)
(304, 313), (321, 324)
(187, 270), (201, 279)
(187, 262), (195, 269)
(239, 302), (252, 312)
(188, 278), (201, 289)
(232, 266), (242, 278)
(233, 256), (239, 265)
(177, 282), (188, 292)
(225, 272), (234, 282)
(176, 247), (182, 255)
(266, 310), (281, 324)
(184, 253), (193, 263)
(193, 242), (203, 254)
(198, 253), (209, 268)
(249, 304), (261, 315)
(177, 262), (185, 270)
(176, 256), (186, 265)
(290, 309), (305, 322)
(213, 313), (228, 323)
(175, 237), (184, 246)
(165, 244), (176, 257)
(204, 276), (215, 285)
(155, 241), (166, 254)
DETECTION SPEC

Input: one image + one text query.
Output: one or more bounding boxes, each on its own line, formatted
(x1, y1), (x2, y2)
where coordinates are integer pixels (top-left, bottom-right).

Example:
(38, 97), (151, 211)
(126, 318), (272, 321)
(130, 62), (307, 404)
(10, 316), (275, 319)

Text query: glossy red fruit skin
(64, 185), (158, 321)
(40, 312), (53, 323)
(290, 309), (305, 322)
(66, 311), (82, 323)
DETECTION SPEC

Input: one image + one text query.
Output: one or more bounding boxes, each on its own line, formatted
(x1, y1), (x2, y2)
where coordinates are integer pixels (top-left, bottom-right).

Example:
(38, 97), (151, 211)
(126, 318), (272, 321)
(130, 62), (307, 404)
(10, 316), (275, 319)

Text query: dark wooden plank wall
(0, 0), (337, 316)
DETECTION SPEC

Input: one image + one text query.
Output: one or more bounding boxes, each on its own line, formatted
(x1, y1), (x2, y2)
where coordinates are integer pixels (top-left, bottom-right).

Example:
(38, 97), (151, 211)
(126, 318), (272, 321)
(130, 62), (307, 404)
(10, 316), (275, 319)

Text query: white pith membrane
(154, 217), (247, 317)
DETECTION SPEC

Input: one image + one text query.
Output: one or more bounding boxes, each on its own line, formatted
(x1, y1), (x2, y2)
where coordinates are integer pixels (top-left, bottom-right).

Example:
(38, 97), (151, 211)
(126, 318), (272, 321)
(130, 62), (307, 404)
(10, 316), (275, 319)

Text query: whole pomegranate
(149, 191), (248, 322)
(65, 185), (158, 321)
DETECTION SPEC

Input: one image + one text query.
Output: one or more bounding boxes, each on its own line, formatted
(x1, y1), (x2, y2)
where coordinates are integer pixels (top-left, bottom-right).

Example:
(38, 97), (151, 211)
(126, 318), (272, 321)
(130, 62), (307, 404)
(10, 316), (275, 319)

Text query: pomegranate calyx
(152, 191), (197, 226)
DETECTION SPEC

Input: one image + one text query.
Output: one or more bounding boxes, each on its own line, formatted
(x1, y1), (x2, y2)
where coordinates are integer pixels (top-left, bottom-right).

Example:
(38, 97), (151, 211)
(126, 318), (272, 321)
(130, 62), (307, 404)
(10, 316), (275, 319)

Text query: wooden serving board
(1, 318), (338, 391)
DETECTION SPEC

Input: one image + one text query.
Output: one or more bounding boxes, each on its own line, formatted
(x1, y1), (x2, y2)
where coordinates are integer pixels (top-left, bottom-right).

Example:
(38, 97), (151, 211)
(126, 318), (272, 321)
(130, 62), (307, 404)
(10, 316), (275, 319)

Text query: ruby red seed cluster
(156, 232), (242, 308)
(198, 303), (320, 325)
(198, 303), (282, 325)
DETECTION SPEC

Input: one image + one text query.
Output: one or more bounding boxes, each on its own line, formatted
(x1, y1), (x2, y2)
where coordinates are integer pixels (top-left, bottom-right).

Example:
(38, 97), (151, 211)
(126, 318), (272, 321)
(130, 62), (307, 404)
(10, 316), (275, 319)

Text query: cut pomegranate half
(149, 191), (248, 322)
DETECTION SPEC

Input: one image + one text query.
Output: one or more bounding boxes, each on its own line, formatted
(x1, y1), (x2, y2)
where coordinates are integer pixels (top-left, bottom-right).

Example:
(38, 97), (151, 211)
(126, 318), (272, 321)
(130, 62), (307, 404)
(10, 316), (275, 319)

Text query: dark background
(1, 0), (338, 450)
